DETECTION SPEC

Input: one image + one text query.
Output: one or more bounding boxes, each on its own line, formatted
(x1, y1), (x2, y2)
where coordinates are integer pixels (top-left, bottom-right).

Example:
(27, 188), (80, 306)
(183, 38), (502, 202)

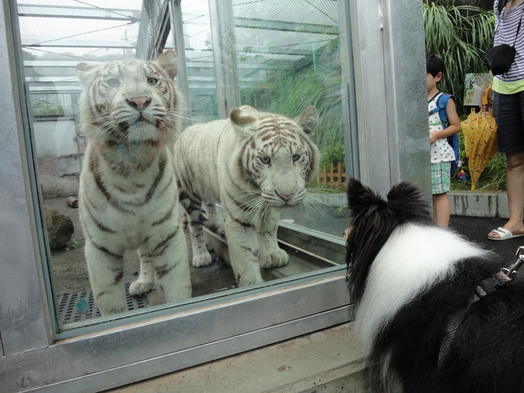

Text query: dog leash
(438, 245), (524, 368)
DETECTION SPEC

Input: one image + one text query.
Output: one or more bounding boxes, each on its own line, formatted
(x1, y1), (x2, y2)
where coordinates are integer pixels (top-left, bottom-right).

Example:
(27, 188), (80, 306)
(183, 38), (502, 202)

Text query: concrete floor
(106, 323), (371, 393)
(103, 191), (524, 393)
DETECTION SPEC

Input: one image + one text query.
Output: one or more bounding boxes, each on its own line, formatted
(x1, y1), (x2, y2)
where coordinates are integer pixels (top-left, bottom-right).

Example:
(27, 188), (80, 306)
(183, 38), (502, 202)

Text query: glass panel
(232, 0), (347, 238)
(180, 0), (219, 122)
(16, 0), (347, 332)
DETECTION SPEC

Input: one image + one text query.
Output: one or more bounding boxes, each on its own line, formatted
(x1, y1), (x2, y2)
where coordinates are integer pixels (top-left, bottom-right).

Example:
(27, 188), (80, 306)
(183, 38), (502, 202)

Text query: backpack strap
(498, 0), (509, 15)
(428, 92), (452, 127)
(429, 92), (460, 174)
(437, 93), (452, 127)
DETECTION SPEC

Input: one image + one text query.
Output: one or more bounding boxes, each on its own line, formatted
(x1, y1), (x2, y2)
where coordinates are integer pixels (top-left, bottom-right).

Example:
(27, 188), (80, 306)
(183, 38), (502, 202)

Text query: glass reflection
(17, 0), (346, 327)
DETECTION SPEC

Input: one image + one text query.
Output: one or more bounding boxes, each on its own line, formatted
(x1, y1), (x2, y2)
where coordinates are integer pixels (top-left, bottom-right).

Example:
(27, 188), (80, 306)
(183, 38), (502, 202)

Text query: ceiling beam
(235, 18), (337, 35)
(18, 4), (139, 22)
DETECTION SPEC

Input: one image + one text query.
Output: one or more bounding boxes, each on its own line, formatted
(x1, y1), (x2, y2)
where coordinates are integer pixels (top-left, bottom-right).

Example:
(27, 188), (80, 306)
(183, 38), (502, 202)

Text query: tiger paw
(236, 269), (264, 287)
(259, 250), (289, 269)
(129, 280), (154, 296)
(192, 251), (212, 267)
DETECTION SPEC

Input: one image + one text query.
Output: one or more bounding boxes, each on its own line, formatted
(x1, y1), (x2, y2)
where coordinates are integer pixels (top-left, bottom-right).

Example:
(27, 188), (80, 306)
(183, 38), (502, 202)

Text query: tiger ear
(295, 106), (318, 136)
(156, 50), (179, 79)
(230, 107), (256, 125)
(76, 63), (102, 86)
(229, 107), (256, 139)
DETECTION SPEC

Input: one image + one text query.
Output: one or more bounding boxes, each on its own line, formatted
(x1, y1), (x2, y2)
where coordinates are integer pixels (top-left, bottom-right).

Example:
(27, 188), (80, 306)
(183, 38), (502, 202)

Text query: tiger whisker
(232, 191), (261, 202)
(240, 196), (266, 213)
(250, 200), (269, 226)
(300, 194), (330, 218)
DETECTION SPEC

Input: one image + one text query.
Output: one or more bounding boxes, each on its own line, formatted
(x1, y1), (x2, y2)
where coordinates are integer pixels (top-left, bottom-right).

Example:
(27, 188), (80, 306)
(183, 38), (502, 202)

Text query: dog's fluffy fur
(346, 178), (524, 393)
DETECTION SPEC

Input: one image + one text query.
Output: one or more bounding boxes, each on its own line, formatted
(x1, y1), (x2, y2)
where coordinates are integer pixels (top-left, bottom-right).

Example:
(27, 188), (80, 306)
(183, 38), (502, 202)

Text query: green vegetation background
(241, 0), (505, 192)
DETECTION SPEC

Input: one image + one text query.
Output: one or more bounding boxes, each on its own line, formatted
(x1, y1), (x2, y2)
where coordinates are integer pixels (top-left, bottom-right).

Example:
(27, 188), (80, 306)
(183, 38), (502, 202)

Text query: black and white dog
(345, 178), (524, 393)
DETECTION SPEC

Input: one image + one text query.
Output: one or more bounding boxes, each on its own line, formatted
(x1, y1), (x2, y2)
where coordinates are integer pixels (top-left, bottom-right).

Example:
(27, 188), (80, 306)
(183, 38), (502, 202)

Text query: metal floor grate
(56, 282), (149, 324)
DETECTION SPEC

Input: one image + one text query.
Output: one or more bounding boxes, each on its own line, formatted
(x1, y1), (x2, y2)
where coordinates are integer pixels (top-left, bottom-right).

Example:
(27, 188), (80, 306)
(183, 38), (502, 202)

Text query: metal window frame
(0, 0), (428, 391)
(348, 0), (429, 198)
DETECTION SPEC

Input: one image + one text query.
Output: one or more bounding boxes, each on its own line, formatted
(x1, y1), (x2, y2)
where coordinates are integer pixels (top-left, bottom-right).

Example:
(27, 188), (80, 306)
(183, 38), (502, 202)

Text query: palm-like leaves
(424, 2), (494, 114)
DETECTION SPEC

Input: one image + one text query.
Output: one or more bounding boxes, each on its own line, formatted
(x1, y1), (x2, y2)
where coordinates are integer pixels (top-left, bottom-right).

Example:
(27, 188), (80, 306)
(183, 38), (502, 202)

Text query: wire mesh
(56, 282), (149, 324)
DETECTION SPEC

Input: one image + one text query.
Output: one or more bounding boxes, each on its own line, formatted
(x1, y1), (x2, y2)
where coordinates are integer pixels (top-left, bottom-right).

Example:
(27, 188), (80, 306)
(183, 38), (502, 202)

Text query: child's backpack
(428, 93), (460, 177)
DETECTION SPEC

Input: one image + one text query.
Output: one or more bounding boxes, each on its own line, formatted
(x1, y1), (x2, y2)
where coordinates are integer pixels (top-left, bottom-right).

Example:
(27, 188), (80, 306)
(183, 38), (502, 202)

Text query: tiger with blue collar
(76, 50), (191, 315)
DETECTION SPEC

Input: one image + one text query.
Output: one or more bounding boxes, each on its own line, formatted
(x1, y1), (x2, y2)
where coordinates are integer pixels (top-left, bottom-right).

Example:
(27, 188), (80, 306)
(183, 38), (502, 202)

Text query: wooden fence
(316, 163), (346, 189)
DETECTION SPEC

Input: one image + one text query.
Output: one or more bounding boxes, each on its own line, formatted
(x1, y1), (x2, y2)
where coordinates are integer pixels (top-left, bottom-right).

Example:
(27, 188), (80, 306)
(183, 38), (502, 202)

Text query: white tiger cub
(174, 106), (319, 287)
(76, 50), (191, 316)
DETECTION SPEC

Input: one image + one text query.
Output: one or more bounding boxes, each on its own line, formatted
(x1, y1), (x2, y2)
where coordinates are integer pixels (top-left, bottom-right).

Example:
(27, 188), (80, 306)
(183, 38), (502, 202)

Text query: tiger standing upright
(174, 105), (319, 287)
(76, 50), (191, 316)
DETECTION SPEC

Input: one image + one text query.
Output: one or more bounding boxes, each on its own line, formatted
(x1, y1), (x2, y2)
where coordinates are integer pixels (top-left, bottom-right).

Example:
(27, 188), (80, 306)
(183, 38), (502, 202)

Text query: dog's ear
(346, 178), (389, 305)
(346, 177), (385, 218)
(386, 181), (431, 223)
(386, 181), (422, 204)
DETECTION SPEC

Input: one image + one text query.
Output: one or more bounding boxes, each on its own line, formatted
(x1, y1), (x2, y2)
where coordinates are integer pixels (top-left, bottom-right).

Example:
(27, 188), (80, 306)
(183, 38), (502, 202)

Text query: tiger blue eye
(107, 79), (119, 87)
(293, 154), (300, 161)
(261, 156), (270, 164)
(148, 78), (158, 85)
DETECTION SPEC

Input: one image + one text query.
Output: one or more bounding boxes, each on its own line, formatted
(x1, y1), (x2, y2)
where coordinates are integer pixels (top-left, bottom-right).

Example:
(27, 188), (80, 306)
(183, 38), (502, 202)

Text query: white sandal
(488, 227), (524, 241)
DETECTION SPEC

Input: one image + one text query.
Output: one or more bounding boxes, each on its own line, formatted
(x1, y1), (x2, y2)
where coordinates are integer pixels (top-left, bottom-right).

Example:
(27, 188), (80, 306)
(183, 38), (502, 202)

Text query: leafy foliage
(320, 139), (345, 170)
(240, 38), (344, 163)
(423, 1), (494, 115)
(32, 100), (66, 116)
(241, 3), (505, 190)
(424, 1), (507, 191)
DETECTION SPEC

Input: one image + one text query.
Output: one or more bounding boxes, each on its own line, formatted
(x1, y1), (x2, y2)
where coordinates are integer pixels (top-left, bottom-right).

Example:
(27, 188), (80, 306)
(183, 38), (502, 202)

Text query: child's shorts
(431, 161), (451, 195)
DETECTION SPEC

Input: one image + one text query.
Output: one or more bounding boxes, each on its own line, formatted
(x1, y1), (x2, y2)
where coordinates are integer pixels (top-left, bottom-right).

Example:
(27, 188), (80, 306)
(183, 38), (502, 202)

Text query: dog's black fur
(346, 178), (524, 393)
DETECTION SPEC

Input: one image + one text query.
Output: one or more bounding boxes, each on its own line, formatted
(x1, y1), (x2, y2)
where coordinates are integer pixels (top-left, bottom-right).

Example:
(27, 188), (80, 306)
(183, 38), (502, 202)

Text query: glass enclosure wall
(0, 0), (427, 391)
(16, 0), (349, 333)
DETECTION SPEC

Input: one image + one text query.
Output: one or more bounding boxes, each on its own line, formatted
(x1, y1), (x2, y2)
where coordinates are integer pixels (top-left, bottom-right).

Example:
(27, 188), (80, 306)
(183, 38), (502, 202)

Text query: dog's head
(345, 178), (433, 305)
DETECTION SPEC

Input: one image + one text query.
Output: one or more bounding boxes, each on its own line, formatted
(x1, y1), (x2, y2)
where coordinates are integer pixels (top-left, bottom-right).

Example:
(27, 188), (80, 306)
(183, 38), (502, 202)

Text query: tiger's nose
(277, 192), (295, 202)
(127, 96), (151, 111)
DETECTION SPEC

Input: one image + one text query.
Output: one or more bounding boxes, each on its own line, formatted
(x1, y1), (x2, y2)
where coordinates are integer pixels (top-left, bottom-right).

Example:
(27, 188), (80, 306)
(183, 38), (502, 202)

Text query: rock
(45, 208), (74, 251)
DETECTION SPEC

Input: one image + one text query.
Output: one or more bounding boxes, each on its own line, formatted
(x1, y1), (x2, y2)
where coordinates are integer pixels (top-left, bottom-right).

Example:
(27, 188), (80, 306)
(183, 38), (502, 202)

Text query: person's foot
(488, 224), (524, 240)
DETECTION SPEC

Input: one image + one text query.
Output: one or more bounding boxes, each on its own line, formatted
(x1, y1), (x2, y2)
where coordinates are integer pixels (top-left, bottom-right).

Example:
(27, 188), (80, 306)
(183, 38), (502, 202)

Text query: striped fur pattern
(76, 50), (191, 316)
(174, 106), (319, 286)
(346, 178), (524, 393)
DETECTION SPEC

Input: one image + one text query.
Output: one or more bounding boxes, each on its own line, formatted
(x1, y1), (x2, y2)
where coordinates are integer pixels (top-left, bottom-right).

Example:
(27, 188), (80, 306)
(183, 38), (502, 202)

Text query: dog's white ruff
(355, 223), (490, 354)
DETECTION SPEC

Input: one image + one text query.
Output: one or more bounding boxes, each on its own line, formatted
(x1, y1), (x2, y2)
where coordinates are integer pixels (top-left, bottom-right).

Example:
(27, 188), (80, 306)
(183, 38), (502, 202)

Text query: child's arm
(429, 98), (461, 144)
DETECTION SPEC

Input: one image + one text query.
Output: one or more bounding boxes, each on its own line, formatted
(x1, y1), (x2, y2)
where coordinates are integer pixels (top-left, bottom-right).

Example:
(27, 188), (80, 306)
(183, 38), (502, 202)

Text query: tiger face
(76, 50), (182, 147)
(230, 106), (319, 208)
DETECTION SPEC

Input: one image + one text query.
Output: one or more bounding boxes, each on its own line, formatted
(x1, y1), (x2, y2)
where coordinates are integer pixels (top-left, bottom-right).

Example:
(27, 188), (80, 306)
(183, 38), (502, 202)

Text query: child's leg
(433, 192), (450, 227)
(431, 161), (451, 227)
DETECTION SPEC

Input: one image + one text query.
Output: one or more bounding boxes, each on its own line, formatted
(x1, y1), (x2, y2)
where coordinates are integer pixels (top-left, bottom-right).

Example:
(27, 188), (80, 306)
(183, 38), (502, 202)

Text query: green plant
(424, 1), (508, 191)
(32, 100), (66, 116)
(320, 140), (345, 170)
(334, 205), (348, 214)
(65, 239), (80, 251)
(453, 151), (506, 191)
(423, 1), (493, 116)
(240, 38), (344, 153)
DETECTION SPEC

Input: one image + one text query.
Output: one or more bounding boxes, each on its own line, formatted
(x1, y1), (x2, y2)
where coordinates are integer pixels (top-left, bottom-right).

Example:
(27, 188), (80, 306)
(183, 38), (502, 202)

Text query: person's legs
(488, 151), (524, 237)
(433, 192), (450, 227)
(431, 161), (451, 227)
(488, 91), (524, 238)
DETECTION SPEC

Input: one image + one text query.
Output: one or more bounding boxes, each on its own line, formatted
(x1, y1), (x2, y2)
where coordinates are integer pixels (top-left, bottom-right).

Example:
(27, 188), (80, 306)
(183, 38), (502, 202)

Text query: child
(427, 54), (461, 227)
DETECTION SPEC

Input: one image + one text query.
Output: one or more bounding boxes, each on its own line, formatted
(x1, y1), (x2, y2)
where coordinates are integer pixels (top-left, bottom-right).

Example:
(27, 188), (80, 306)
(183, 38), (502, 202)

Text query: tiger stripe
(77, 50), (191, 316)
(82, 224), (123, 259)
(151, 199), (176, 226)
(174, 105), (319, 286)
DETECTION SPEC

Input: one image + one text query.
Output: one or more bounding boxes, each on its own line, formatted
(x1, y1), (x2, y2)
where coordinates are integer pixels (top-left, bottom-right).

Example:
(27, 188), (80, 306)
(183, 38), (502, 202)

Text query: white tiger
(76, 50), (191, 316)
(174, 106), (319, 287)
